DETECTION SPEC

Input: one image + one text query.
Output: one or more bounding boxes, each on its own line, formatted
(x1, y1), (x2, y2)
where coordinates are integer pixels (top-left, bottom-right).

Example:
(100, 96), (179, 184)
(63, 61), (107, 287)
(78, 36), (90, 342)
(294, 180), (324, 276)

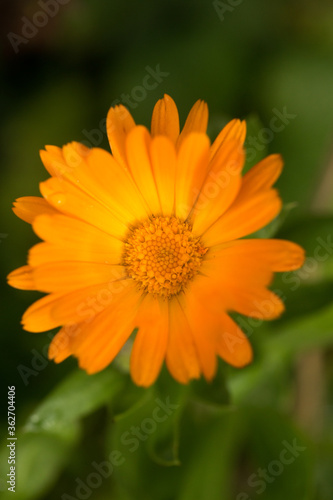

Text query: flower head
(8, 95), (305, 386)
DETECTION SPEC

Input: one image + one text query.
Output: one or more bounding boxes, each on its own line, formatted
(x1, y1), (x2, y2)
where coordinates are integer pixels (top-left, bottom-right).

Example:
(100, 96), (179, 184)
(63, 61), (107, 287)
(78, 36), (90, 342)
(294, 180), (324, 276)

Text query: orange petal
(49, 325), (77, 363)
(175, 132), (210, 220)
(151, 94), (180, 144)
(29, 261), (126, 293)
(31, 214), (122, 265)
(207, 239), (305, 272)
(7, 266), (35, 290)
(210, 119), (246, 161)
(72, 282), (141, 374)
(216, 313), (253, 367)
(13, 197), (58, 224)
(130, 295), (169, 387)
(39, 176), (128, 240)
(179, 292), (217, 381)
(165, 298), (201, 384)
(202, 189), (282, 246)
(192, 139), (244, 235)
(231, 288), (285, 320)
(150, 135), (177, 215)
(177, 99), (208, 150)
(22, 282), (117, 332)
(106, 105), (136, 169)
(40, 145), (67, 177)
(41, 143), (149, 224)
(125, 126), (161, 215)
(238, 154), (283, 199)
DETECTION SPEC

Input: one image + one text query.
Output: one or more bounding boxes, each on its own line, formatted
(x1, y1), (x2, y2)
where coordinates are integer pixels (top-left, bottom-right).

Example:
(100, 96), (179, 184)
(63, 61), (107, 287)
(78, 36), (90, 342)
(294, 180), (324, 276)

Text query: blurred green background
(1, 0), (333, 499)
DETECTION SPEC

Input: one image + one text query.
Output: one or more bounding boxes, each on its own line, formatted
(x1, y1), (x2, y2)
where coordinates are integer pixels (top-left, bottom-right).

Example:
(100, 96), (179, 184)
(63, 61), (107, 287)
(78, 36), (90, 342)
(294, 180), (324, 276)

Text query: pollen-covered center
(123, 216), (208, 298)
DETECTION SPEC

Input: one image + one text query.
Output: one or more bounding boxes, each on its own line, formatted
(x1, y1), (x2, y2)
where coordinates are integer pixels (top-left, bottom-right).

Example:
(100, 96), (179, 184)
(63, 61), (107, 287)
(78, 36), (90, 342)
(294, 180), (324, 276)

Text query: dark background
(1, 1), (333, 499)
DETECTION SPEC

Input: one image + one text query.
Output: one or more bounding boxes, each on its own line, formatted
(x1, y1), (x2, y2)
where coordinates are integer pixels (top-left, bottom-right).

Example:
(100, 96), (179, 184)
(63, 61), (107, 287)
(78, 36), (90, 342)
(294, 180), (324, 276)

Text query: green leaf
(25, 367), (126, 436)
(239, 407), (314, 500)
(178, 408), (243, 500)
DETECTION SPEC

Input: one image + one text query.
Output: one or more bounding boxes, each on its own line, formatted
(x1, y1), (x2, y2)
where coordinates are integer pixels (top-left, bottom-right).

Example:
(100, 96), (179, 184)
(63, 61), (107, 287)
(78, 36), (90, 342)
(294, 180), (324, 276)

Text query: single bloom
(8, 95), (305, 386)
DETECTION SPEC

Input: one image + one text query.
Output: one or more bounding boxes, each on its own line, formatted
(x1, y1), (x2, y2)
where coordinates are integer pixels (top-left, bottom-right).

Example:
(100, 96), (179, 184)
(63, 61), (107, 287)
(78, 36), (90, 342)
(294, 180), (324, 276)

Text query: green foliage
(2, 0), (333, 499)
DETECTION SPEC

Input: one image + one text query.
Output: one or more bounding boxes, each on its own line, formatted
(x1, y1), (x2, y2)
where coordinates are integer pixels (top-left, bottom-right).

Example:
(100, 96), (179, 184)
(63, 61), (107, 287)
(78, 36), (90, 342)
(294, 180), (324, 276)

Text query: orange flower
(8, 95), (305, 386)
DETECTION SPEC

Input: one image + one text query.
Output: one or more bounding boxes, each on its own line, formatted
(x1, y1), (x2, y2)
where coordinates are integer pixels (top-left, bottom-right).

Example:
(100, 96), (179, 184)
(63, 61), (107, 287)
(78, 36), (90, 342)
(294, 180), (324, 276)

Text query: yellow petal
(192, 139), (244, 235)
(151, 94), (180, 143)
(210, 119), (246, 161)
(239, 154), (283, 199)
(39, 176), (128, 240)
(177, 99), (208, 150)
(49, 326), (75, 363)
(217, 313), (253, 367)
(125, 126), (161, 215)
(150, 135), (177, 215)
(7, 266), (35, 290)
(106, 105), (136, 169)
(175, 132), (210, 220)
(13, 197), (58, 224)
(207, 239), (305, 272)
(72, 282), (141, 374)
(31, 213), (122, 265)
(30, 261), (126, 293)
(130, 295), (169, 387)
(178, 292), (217, 381)
(202, 189), (282, 246)
(22, 282), (119, 332)
(165, 298), (201, 384)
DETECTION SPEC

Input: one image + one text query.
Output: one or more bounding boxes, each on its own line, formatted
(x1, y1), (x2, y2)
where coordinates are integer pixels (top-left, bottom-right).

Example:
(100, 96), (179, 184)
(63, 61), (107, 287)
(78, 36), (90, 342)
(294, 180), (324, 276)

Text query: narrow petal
(106, 105), (136, 168)
(39, 176), (128, 240)
(175, 132), (210, 220)
(49, 325), (77, 363)
(130, 295), (169, 387)
(165, 298), (201, 384)
(125, 126), (161, 214)
(40, 145), (67, 177)
(30, 261), (126, 293)
(210, 119), (246, 161)
(7, 266), (35, 290)
(31, 214), (123, 265)
(179, 292), (217, 381)
(22, 282), (117, 332)
(151, 94), (180, 143)
(228, 288), (285, 320)
(207, 239), (305, 272)
(177, 99), (208, 150)
(71, 283), (141, 374)
(13, 197), (58, 224)
(216, 313), (253, 367)
(202, 189), (282, 246)
(150, 135), (177, 215)
(239, 154), (283, 199)
(41, 143), (149, 224)
(192, 139), (244, 235)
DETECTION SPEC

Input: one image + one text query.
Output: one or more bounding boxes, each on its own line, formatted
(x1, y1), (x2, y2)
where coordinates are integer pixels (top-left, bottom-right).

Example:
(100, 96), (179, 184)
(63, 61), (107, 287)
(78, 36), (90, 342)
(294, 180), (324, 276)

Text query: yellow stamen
(123, 216), (208, 298)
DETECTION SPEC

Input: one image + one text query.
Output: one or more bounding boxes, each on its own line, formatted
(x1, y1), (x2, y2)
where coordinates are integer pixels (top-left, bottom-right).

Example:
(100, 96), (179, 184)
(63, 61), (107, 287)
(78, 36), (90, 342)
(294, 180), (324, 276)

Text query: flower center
(123, 216), (208, 298)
